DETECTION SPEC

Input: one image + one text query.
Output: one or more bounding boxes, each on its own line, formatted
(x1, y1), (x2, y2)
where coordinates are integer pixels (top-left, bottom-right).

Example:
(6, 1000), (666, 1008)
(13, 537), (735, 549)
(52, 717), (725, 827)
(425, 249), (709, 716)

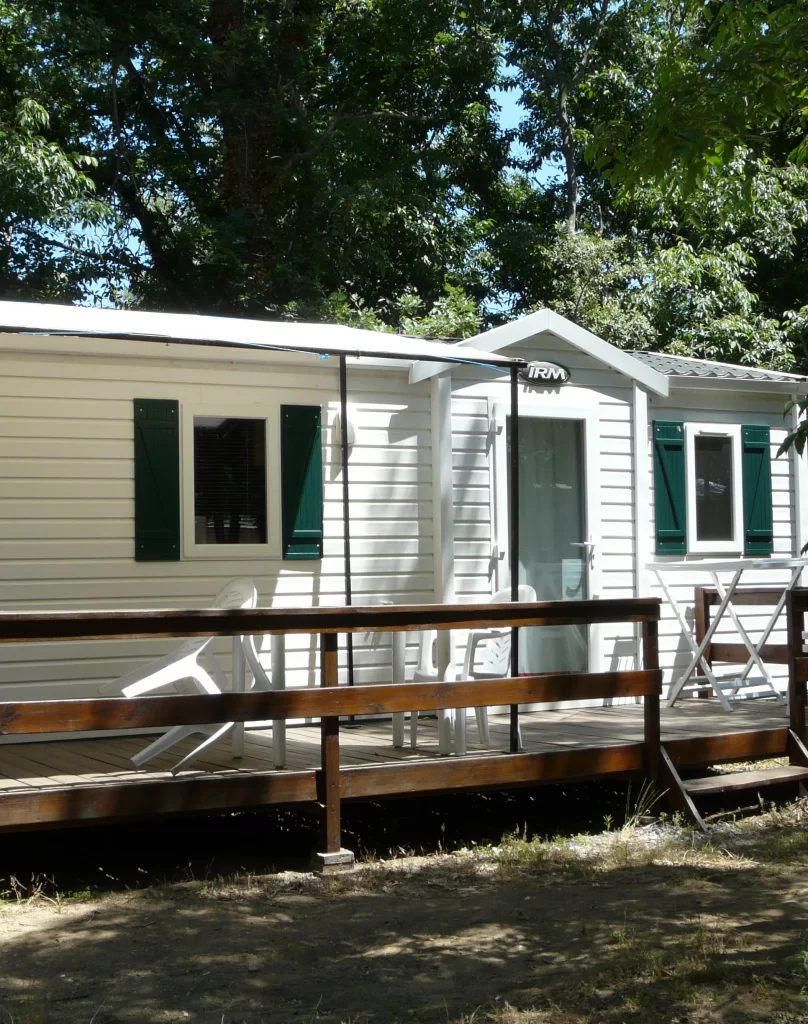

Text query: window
(685, 424), (743, 553)
(136, 400), (325, 561)
(193, 417), (267, 545)
(652, 419), (773, 557)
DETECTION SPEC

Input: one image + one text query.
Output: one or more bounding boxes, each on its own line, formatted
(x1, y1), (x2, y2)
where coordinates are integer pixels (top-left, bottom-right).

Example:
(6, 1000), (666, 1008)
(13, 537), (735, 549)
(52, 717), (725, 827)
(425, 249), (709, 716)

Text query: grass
(0, 874), (94, 910)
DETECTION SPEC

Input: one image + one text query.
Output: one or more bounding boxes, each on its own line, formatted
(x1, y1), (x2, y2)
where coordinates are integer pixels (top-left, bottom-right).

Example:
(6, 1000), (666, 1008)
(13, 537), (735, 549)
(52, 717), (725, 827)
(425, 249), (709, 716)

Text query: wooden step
(684, 765), (808, 797)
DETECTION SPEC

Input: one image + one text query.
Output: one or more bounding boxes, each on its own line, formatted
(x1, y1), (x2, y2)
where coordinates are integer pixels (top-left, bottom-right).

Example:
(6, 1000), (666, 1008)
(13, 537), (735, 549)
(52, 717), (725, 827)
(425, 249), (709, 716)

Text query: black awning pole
(339, 355), (356, 724)
(509, 365), (521, 753)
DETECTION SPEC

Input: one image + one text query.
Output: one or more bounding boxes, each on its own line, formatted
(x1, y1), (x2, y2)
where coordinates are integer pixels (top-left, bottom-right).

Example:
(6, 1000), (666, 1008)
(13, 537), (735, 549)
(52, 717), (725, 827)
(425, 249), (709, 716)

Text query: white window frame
(181, 400), (282, 560)
(685, 422), (744, 555)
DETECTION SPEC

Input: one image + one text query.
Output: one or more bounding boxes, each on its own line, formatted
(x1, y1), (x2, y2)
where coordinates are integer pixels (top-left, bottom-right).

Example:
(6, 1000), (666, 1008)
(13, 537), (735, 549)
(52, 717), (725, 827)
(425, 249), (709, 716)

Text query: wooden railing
(0, 598), (662, 860)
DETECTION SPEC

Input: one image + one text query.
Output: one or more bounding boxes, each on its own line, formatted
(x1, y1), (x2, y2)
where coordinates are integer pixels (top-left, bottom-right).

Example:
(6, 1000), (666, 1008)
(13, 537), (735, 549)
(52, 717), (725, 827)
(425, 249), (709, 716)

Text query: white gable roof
(0, 300), (525, 370)
(409, 308), (670, 396)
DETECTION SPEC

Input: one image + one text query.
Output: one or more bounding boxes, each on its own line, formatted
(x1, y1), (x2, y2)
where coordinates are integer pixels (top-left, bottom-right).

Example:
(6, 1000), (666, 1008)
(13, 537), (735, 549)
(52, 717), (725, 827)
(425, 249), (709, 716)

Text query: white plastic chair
(101, 578), (285, 771)
(157, 633), (278, 774)
(456, 585), (538, 754)
(408, 630), (459, 754)
(101, 578), (258, 699)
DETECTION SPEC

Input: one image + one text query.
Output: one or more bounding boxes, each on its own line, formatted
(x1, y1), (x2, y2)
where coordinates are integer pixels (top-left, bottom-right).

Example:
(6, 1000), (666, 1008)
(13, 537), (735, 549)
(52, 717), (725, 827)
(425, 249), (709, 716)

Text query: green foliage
(4, 0), (504, 311)
(0, 0), (807, 395)
(0, 2), (109, 299)
(284, 281), (482, 339)
(594, 1), (808, 191)
(505, 148), (808, 370)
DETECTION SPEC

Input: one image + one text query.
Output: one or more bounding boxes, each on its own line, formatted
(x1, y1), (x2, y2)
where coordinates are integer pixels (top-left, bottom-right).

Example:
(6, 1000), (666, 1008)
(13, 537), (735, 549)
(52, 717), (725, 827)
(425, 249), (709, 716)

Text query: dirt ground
(3, 812), (808, 1024)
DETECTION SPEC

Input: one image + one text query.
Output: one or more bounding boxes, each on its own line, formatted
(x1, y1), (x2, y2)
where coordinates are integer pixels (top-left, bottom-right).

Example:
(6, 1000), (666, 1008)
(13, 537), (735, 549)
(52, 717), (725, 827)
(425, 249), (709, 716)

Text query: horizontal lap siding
(0, 344), (433, 702)
(646, 390), (797, 691)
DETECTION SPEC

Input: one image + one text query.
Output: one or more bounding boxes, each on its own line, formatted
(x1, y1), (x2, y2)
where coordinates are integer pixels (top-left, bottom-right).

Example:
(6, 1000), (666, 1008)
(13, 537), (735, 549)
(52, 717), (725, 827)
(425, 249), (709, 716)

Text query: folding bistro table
(647, 557), (808, 711)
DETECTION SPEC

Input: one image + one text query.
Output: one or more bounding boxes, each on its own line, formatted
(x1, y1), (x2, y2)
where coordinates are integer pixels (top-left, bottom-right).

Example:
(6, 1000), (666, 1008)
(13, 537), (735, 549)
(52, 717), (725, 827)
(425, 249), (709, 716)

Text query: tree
(606, 1), (808, 188)
(0, 3), (108, 300)
(514, 153), (808, 369)
(4, 0), (505, 315)
(502, 0), (659, 236)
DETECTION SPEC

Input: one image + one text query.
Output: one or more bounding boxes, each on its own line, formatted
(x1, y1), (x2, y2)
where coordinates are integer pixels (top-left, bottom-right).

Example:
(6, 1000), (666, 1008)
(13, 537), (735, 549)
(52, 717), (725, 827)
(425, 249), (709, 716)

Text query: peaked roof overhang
(409, 308), (669, 396)
(0, 300), (527, 371)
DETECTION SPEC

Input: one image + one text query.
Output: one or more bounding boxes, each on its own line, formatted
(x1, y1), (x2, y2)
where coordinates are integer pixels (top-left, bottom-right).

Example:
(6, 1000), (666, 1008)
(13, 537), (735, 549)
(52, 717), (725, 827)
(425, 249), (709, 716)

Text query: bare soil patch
(3, 806), (808, 1024)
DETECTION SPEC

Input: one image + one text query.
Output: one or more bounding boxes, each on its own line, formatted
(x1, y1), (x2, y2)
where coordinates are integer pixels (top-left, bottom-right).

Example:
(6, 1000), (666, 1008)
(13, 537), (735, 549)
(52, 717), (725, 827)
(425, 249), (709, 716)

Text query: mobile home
(1, 302), (805, 719)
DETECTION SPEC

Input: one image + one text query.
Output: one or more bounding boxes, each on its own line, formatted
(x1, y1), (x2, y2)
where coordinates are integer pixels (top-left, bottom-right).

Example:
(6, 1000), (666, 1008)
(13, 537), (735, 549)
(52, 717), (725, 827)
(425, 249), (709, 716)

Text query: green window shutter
(742, 425), (773, 555)
(653, 420), (687, 555)
(134, 399), (180, 561)
(281, 405), (323, 560)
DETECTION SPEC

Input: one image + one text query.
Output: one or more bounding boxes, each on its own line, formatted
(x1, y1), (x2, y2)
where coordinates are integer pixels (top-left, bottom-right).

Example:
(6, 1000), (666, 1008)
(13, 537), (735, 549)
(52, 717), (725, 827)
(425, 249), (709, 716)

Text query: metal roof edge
(0, 300), (525, 370)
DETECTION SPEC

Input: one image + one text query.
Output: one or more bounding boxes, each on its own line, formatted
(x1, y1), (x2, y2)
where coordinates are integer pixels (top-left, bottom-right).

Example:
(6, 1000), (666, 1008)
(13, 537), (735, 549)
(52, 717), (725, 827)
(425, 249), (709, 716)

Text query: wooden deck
(0, 700), (789, 831)
(3, 595), (806, 853)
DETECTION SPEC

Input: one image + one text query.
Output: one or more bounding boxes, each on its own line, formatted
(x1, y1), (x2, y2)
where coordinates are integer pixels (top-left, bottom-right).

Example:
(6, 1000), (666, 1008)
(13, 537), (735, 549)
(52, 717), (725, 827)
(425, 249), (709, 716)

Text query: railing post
(693, 586), (711, 698)
(787, 591), (806, 742)
(312, 632), (354, 873)
(641, 617), (661, 782)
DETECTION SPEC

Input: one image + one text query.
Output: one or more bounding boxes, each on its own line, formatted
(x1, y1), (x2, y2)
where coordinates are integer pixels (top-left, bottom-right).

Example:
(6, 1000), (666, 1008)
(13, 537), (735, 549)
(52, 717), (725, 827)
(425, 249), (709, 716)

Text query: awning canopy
(0, 300), (526, 369)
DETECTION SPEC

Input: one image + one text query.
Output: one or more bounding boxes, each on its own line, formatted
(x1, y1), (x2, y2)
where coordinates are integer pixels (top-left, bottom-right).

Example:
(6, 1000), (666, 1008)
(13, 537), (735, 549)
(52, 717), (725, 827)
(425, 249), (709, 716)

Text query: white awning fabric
(0, 300), (525, 369)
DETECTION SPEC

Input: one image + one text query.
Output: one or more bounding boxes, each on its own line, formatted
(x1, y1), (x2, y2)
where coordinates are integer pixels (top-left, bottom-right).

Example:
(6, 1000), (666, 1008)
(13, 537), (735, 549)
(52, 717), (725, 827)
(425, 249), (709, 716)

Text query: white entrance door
(493, 402), (601, 674)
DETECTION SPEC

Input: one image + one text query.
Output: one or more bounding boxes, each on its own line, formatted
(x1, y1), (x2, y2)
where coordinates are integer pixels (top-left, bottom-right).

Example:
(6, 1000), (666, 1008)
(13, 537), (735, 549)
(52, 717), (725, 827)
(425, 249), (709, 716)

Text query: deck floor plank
(0, 699), (793, 808)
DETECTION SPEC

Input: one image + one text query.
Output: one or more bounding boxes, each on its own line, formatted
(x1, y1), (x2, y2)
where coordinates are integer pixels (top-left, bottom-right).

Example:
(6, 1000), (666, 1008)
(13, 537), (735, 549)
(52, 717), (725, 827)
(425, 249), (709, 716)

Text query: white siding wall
(646, 387), (798, 692)
(0, 337), (433, 702)
(2, 328), (798, 713)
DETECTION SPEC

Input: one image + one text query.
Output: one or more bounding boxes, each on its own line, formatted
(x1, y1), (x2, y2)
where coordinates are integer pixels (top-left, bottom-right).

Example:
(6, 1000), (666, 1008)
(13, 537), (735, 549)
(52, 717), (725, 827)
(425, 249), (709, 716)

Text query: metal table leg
(708, 569), (786, 704)
(730, 565), (803, 699)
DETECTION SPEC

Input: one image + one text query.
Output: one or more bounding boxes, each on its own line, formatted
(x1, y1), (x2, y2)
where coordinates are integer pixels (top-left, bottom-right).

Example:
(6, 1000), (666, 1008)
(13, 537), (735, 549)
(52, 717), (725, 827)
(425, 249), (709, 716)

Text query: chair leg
(171, 722), (235, 775)
(475, 706), (490, 747)
(131, 725), (208, 768)
(455, 706), (466, 755)
(410, 710), (419, 748)
(270, 635), (287, 769)
(438, 709), (452, 755)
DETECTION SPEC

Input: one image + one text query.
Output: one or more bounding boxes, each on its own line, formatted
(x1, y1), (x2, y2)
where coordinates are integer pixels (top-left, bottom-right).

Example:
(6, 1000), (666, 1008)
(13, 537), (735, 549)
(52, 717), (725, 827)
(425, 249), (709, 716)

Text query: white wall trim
(791, 398), (808, 556)
(632, 384), (650, 666)
(410, 309), (670, 396)
(431, 375), (455, 606)
(684, 422), (744, 555)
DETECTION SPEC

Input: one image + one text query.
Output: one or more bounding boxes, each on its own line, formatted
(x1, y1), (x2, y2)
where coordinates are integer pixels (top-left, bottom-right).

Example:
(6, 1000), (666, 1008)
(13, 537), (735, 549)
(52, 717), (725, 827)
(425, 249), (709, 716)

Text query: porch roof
(0, 300), (526, 370)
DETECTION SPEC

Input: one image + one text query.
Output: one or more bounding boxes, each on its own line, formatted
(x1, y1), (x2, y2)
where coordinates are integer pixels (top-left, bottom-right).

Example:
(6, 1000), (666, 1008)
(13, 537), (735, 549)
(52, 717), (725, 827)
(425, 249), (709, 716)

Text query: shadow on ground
(3, 824), (808, 1024)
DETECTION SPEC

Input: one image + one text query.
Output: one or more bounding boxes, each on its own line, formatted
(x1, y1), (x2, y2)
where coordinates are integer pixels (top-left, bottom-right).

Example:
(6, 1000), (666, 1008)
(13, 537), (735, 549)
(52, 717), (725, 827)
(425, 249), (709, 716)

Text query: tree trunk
(558, 83), (577, 235)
